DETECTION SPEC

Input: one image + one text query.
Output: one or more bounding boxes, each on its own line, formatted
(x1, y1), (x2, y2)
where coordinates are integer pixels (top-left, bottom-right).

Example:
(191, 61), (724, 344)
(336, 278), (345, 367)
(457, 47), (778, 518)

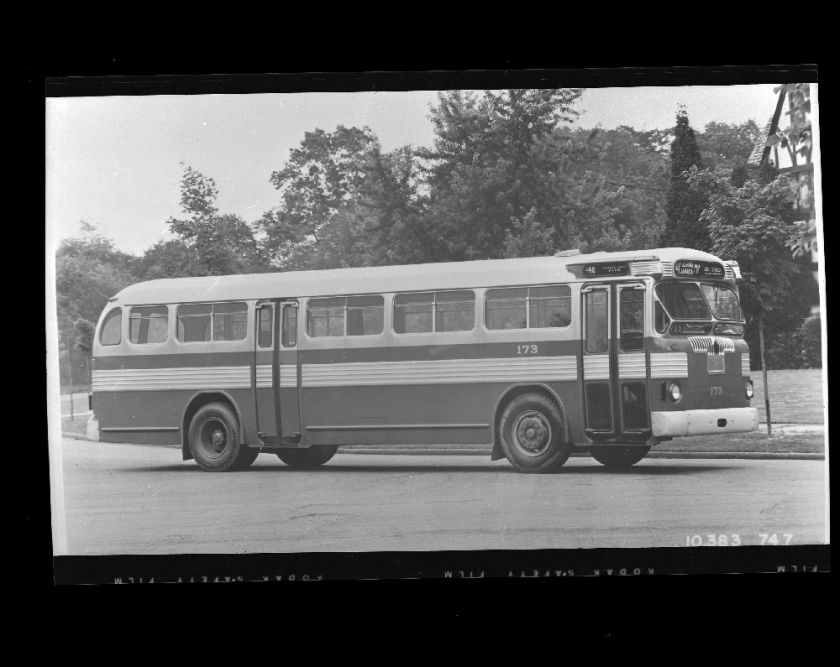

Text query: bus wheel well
(181, 392), (241, 461)
(491, 385), (567, 461)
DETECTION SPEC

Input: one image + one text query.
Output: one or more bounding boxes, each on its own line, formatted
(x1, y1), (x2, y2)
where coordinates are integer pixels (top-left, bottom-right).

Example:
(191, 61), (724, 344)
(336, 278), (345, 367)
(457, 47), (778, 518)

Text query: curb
(335, 448), (824, 460)
(60, 434), (825, 461)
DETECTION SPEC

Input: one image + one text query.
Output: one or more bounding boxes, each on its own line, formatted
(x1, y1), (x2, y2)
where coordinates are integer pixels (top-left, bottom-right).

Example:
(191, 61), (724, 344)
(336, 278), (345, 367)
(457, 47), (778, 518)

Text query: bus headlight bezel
(668, 382), (682, 402)
(745, 380), (754, 399)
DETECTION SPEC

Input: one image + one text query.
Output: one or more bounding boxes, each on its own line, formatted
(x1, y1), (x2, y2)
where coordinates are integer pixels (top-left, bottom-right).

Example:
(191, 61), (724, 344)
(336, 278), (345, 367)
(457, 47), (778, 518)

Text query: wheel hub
(199, 419), (228, 458)
(513, 411), (552, 456)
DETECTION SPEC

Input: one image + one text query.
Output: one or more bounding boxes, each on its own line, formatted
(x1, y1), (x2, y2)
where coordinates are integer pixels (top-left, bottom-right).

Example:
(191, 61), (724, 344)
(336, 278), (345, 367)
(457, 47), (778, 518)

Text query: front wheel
(589, 446), (650, 470)
(276, 445), (338, 469)
(498, 393), (571, 473)
(188, 402), (256, 472)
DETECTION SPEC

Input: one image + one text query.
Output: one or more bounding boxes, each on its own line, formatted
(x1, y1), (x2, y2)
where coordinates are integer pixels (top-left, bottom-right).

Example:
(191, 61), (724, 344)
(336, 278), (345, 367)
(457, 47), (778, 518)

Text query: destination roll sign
(674, 260), (725, 278)
(581, 262), (630, 277)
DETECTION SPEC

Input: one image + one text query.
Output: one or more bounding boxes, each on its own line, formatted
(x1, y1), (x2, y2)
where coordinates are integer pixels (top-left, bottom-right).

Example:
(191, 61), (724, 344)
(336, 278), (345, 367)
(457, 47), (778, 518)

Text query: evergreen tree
(661, 108), (710, 250)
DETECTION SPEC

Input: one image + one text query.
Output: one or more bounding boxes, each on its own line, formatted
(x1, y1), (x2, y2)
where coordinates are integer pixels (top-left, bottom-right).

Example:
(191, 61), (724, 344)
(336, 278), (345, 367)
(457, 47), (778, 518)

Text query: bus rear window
(655, 283), (711, 320)
(99, 307), (122, 346)
(129, 305), (169, 344)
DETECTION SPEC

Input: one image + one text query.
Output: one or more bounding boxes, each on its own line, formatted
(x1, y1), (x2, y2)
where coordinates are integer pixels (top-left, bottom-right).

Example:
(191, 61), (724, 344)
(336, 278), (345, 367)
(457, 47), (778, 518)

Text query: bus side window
(347, 295), (384, 335)
(529, 285), (571, 328)
(213, 302), (248, 341)
(282, 304), (298, 347)
(99, 307), (122, 346)
(307, 297), (345, 337)
(258, 305), (273, 348)
(435, 290), (474, 332)
(129, 305), (169, 344)
(394, 293), (434, 333)
(486, 288), (527, 330)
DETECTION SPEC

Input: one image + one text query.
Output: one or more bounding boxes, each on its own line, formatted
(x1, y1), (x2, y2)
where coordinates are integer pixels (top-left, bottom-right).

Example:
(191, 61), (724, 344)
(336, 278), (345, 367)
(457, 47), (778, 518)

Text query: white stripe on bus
(301, 356), (578, 387)
(618, 353), (646, 379)
(92, 357), (579, 391)
(583, 355), (610, 380)
(650, 352), (688, 378)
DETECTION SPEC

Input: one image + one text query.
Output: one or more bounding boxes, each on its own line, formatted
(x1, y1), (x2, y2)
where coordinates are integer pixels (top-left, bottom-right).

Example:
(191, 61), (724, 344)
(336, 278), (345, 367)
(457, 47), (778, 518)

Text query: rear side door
(254, 300), (301, 443)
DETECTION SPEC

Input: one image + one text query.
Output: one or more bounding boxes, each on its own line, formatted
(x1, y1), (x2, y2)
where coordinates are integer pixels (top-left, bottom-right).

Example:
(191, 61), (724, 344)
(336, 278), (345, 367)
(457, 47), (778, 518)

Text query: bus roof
(112, 247), (726, 305)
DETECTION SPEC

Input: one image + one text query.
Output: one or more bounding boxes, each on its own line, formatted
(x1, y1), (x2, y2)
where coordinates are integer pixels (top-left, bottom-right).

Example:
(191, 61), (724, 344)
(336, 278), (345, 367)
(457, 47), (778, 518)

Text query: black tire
(276, 445), (338, 469)
(589, 446), (650, 470)
(232, 445), (261, 470)
(188, 402), (255, 472)
(498, 393), (571, 473)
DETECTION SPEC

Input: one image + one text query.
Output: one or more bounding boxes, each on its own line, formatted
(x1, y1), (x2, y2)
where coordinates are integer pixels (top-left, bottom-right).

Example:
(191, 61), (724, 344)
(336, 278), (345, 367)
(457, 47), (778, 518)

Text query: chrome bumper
(651, 408), (759, 437)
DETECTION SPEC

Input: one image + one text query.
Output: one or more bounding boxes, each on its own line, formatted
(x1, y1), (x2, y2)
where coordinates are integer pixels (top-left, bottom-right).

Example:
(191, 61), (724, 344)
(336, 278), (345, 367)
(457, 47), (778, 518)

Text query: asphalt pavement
(53, 437), (828, 555)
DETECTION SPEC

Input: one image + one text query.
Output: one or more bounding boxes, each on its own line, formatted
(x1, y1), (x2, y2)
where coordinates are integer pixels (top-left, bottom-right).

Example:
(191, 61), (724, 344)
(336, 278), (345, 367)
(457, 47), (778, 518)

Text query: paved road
(53, 438), (828, 555)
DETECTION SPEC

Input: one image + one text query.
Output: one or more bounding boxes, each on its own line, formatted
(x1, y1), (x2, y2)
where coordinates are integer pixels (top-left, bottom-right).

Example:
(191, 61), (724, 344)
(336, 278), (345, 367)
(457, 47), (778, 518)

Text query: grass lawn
(751, 368), (825, 424)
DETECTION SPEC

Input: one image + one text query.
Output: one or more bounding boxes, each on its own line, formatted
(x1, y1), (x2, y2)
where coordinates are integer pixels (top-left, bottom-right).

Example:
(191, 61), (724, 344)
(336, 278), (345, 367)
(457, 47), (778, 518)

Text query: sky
(46, 84), (785, 256)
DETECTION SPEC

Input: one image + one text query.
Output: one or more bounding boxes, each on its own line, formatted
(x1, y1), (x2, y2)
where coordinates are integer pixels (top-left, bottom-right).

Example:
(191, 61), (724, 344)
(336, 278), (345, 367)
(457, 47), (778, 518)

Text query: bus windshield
(700, 284), (743, 321)
(655, 282), (711, 320)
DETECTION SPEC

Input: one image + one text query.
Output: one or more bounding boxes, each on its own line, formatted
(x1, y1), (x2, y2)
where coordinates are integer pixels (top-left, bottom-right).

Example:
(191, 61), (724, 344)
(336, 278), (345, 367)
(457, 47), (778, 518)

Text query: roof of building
(112, 247), (725, 305)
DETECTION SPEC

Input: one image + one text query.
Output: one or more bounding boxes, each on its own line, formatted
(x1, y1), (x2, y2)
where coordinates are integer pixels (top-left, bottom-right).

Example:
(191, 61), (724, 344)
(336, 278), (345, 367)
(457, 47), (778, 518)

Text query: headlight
(669, 382), (682, 402)
(745, 380), (754, 399)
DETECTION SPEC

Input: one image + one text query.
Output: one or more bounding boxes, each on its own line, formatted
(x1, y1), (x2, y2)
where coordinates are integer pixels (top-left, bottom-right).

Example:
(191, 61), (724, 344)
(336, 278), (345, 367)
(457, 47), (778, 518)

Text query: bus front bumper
(651, 408), (759, 437)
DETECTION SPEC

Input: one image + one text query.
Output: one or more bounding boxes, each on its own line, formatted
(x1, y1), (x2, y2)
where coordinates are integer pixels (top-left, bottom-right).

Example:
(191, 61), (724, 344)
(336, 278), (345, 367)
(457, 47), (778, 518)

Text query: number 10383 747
(685, 533), (794, 546)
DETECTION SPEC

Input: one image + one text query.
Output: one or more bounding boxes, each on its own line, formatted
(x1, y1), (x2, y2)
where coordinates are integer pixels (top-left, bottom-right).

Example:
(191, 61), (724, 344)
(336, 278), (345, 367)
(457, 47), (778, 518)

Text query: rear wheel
(589, 446), (650, 470)
(498, 393), (570, 473)
(276, 445), (338, 469)
(188, 402), (256, 472)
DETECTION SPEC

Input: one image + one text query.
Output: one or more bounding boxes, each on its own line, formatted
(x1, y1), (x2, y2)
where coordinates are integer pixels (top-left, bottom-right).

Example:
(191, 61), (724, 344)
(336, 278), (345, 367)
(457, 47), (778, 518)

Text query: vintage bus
(87, 247), (758, 473)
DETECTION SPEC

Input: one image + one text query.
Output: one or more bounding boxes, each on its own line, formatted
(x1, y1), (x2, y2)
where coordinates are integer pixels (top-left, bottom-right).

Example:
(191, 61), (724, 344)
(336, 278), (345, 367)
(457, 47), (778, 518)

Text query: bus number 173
(517, 344), (539, 355)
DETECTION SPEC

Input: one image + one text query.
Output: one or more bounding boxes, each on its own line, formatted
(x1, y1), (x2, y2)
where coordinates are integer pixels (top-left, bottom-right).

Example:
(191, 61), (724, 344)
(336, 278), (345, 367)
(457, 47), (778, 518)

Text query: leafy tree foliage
(418, 89), (584, 260)
(687, 167), (818, 369)
(259, 126), (379, 266)
(661, 108), (711, 251)
(55, 223), (137, 385)
(167, 165), (266, 275)
(696, 120), (760, 173)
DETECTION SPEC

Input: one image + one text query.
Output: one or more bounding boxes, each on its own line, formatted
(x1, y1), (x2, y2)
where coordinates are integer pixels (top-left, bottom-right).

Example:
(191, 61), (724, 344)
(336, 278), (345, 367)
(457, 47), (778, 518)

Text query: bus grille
(688, 336), (735, 353)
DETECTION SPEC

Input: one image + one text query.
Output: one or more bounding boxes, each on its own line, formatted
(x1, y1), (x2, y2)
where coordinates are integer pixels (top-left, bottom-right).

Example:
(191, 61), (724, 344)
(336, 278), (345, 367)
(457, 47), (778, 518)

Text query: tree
(55, 224), (137, 387)
(697, 120), (760, 174)
(688, 167), (816, 434)
(167, 164), (266, 275)
(136, 239), (202, 280)
(418, 89), (584, 260)
(260, 126), (379, 266)
(661, 108), (710, 251)
(544, 125), (669, 250)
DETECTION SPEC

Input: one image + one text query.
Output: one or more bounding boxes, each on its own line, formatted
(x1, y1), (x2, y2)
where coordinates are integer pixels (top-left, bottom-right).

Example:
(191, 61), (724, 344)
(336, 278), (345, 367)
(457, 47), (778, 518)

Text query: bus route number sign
(674, 260), (725, 278)
(582, 262), (629, 277)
